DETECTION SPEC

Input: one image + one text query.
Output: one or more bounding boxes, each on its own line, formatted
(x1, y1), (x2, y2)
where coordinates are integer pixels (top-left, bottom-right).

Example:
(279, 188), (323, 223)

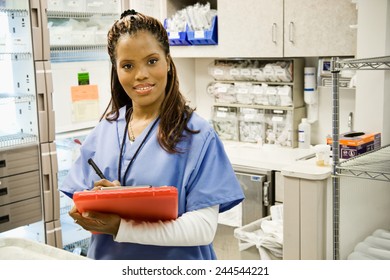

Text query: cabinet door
(218, 0), (283, 57)
(284, 0), (357, 57)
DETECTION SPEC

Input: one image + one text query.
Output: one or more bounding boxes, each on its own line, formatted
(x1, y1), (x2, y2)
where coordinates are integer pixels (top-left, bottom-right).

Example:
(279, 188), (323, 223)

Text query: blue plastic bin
(164, 19), (191, 46)
(187, 16), (218, 45)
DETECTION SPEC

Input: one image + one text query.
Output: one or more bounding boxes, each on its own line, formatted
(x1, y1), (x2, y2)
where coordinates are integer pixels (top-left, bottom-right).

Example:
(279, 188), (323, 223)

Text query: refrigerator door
(235, 171), (267, 224)
(232, 164), (275, 221)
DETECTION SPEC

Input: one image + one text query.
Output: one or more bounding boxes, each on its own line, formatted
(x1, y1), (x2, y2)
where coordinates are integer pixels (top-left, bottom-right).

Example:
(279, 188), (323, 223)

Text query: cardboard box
(326, 132), (381, 159)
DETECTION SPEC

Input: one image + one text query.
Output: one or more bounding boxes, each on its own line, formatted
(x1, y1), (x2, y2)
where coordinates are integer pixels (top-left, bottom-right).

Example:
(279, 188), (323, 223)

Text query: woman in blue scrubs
(62, 10), (244, 260)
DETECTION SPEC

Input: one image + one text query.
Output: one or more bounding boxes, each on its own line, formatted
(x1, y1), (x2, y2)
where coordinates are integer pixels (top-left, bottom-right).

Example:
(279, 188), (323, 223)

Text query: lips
(133, 83), (154, 95)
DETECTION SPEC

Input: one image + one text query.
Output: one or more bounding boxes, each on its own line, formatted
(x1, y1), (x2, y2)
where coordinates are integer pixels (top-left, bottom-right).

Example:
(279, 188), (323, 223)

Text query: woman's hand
(69, 205), (121, 236)
(92, 179), (121, 190)
(69, 179), (122, 235)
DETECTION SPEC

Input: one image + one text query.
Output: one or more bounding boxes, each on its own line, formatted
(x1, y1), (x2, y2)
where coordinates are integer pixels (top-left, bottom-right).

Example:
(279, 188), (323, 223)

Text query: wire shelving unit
(331, 55), (390, 260)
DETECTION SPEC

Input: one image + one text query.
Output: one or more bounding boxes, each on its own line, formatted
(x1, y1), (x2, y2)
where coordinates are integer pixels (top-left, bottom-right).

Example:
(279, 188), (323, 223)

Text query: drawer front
(0, 145), (40, 178)
(0, 171), (40, 206)
(0, 197), (42, 232)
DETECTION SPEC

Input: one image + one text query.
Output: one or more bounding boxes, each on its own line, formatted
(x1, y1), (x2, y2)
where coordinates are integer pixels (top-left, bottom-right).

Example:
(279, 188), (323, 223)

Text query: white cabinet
(281, 164), (331, 260)
(216, 0), (283, 57)
(284, 0), (357, 57)
(169, 0), (357, 58)
(170, 0), (283, 58)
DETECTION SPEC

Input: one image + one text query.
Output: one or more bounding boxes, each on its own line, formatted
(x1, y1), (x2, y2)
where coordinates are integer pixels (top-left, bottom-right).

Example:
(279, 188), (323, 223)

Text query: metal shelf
(0, 133), (38, 149)
(336, 55), (390, 70)
(47, 10), (117, 19)
(0, 52), (32, 60)
(331, 55), (390, 260)
(50, 45), (108, 62)
(336, 144), (390, 181)
(0, 93), (35, 104)
(0, 8), (28, 16)
(214, 103), (294, 111)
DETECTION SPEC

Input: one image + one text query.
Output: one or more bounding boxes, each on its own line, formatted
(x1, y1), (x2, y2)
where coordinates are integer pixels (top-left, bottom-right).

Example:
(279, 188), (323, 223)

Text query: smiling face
(115, 31), (169, 112)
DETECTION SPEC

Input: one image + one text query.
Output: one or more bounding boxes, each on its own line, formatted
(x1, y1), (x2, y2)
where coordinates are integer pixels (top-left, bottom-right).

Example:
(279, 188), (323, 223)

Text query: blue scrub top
(61, 106), (244, 260)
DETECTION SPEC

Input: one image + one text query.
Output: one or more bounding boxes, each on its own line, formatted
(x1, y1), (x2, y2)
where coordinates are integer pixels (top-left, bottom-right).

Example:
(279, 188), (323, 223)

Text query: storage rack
(209, 58), (305, 147)
(47, 10), (117, 62)
(330, 55), (390, 260)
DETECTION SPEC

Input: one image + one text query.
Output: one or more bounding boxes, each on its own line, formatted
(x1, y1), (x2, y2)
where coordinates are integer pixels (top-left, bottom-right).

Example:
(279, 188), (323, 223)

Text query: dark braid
(102, 10), (199, 154)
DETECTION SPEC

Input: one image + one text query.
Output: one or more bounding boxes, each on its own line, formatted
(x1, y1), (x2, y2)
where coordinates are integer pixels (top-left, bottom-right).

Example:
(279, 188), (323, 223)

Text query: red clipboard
(73, 186), (178, 221)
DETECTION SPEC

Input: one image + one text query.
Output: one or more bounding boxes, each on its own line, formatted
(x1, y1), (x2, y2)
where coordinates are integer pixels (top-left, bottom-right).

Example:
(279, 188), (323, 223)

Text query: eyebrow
(118, 52), (162, 63)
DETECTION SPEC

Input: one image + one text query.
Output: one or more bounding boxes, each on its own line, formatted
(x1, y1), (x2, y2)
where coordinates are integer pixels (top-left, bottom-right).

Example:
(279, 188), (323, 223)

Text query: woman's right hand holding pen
(92, 179), (121, 190)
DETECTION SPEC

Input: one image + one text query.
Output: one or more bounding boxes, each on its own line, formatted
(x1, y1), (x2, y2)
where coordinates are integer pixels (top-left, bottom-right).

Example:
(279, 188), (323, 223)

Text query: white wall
(355, 0), (390, 145)
(173, 57), (215, 122)
(311, 87), (356, 145)
(172, 58), (197, 107)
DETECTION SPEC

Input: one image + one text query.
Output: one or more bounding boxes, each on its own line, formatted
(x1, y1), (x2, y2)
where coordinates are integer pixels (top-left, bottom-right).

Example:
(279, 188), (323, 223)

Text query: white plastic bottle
(298, 118), (311, 149)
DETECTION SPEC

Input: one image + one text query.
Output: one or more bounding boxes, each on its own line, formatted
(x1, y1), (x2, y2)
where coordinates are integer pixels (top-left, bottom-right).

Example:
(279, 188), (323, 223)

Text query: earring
(168, 67), (170, 72)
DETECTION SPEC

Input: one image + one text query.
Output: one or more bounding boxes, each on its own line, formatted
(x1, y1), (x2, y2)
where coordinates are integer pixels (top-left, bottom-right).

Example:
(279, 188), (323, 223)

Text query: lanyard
(118, 110), (160, 186)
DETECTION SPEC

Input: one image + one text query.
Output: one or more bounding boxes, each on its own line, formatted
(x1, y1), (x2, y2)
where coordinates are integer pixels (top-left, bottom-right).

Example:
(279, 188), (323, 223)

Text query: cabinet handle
(263, 181), (270, 207)
(0, 215), (10, 224)
(30, 0), (41, 29)
(272, 23), (277, 43)
(0, 160), (5, 168)
(289, 21), (294, 43)
(0, 187), (8, 196)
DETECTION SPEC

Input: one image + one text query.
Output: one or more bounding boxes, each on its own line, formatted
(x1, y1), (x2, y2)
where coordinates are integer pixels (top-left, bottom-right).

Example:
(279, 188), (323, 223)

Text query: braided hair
(102, 10), (198, 153)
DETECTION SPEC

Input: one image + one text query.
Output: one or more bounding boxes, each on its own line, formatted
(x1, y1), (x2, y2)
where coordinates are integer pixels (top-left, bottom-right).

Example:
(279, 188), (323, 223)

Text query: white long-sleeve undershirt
(114, 205), (219, 246)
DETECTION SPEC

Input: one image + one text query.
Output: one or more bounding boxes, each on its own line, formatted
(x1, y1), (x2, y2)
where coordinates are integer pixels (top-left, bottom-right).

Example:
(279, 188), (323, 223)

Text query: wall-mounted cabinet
(166, 0), (357, 58)
(283, 0), (357, 57)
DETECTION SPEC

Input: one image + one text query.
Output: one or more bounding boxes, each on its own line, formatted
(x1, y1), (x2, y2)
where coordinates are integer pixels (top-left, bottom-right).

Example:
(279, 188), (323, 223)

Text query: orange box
(326, 132), (381, 159)
(73, 186), (178, 221)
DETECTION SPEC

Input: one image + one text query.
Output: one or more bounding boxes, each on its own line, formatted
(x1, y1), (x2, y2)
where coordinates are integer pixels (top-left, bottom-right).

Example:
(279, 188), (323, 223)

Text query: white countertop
(223, 141), (331, 180)
(0, 237), (88, 260)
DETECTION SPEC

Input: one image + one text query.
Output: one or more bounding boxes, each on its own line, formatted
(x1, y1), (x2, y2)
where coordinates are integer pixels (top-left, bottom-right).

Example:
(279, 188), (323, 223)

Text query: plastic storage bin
(63, 0), (86, 12)
(71, 28), (96, 45)
(212, 106), (239, 141)
(234, 210), (283, 260)
(47, 0), (64, 11)
(238, 108), (265, 143)
(85, 0), (105, 13)
(164, 19), (191, 46)
(49, 25), (72, 45)
(187, 16), (218, 45)
(95, 30), (107, 44)
(207, 82), (236, 104)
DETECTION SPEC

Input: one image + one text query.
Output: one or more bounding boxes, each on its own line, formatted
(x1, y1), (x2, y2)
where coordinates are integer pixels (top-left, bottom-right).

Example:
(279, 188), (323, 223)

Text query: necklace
(128, 113), (135, 141)
(118, 109), (160, 186)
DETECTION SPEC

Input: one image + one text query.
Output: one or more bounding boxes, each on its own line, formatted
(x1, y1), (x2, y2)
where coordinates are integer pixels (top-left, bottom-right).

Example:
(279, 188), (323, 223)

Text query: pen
(88, 158), (106, 180)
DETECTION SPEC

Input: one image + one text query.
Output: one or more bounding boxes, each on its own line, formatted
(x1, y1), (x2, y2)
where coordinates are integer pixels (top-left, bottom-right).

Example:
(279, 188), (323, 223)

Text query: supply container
(314, 144), (330, 166)
(326, 132), (381, 159)
(238, 108), (265, 143)
(298, 118), (311, 149)
(212, 106), (239, 141)
(233, 204), (283, 260)
(187, 16), (218, 45)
